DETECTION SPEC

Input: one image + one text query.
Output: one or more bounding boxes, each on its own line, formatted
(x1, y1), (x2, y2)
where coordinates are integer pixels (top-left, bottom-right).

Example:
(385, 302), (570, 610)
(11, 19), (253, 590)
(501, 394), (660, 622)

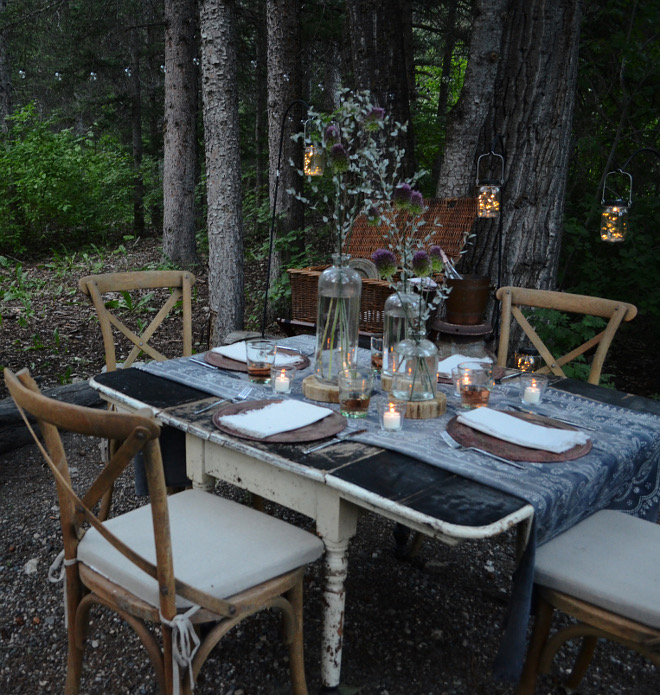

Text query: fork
(441, 430), (526, 470)
(193, 385), (252, 414)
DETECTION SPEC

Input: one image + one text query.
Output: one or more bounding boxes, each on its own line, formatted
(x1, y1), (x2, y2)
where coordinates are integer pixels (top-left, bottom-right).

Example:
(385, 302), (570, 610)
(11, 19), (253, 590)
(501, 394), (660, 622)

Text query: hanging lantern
(514, 346), (542, 372)
(600, 170), (632, 243)
(476, 151), (505, 218)
(303, 119), (324, 176)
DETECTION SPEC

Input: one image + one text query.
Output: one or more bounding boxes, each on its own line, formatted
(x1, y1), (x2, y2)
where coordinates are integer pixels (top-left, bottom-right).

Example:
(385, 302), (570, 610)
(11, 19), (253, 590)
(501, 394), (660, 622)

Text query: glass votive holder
(519, 373), (549, 406)
(338, 368), (374, 418)
(376, 399), (407, 432)
(457, 362), (491, 409)
(370, 336), (383, 374)
(271, 365), (295, 394)
(451, 367), (462, 397)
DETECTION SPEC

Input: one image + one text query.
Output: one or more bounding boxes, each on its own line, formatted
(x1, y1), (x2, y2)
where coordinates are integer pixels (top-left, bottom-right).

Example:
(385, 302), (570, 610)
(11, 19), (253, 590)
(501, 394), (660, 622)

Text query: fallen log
(0, 381), (103, 455)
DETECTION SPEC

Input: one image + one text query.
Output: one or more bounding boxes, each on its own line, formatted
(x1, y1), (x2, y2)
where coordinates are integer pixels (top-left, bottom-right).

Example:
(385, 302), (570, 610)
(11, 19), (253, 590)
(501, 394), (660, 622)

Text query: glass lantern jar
(315, 253), (362, 384)
(514, 346), (542, 372)
(391, 328), (438, 402)
(382, 290), (424, 378)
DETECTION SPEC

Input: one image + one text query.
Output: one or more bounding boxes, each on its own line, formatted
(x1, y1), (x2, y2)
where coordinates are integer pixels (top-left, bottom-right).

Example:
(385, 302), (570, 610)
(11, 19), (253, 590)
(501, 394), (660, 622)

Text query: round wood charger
(447, 410), (592, 463)
(212, 399), (345, 443)
(204, 348), (310, 373)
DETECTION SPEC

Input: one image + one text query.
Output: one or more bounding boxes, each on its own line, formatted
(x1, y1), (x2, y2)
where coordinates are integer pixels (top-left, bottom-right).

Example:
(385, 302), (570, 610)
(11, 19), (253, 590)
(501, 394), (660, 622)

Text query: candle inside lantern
(273, 369), (291, 393)
(383, 404), (401, 431)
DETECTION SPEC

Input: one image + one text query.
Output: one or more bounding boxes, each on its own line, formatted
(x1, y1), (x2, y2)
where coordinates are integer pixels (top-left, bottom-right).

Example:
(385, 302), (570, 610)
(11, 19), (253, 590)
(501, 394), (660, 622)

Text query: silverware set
(193, 385), (253, 414)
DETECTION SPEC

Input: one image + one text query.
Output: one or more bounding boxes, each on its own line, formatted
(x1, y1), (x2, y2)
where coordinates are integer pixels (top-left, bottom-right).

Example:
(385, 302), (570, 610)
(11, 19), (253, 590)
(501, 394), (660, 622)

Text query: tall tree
(200, 0), (244, 345)
(346, 0), (417, 176)
(163, 0), (199, 265)
(265, 0), (304, 324)
(437, 0), (582, 292)
(0, 0), (11, 130)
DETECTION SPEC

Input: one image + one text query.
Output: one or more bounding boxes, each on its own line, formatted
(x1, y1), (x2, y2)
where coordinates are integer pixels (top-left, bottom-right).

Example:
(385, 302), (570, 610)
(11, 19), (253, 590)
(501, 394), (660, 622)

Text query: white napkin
(437, 354), (492, 378)
(211, 341), (300, 367)
(457, 407), (590, 454)
(217, 400), (333, 439)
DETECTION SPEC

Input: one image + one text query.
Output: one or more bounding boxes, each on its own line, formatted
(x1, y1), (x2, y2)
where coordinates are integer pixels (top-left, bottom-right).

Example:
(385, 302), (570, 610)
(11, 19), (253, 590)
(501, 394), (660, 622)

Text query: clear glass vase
(382, 290), (424, 378)
(315, 253), (362, 384)
(391, 328), (438, 401)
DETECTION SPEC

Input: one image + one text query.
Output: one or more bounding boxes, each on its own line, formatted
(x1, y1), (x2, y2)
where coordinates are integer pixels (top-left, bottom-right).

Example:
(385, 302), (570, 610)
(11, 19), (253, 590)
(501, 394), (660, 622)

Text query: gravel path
(1, 430), (658, 695)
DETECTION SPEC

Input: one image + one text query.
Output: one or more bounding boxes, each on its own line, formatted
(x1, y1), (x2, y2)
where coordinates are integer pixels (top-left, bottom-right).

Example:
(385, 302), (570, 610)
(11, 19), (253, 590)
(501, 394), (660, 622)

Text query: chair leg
(285, 578), (309, 695)
(64, 634), (85, 695)
(565, 635), (598, 691)
(515, 596), (554, 695)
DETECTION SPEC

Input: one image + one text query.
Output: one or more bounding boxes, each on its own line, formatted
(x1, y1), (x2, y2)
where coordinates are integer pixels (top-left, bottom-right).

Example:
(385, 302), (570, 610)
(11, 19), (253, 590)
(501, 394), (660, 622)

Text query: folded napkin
(217, 400), (333, 439)
(211, 341), (300, 367)
(437, 354), (492, 378)
(457, 407), (590, 454)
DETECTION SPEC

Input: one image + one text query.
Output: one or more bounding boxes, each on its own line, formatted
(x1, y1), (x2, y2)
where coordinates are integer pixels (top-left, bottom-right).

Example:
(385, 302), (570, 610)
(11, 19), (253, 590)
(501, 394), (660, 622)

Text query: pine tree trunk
(163, 0), (199, 265)
(437, 0), (582, 291)
(266, 0), (304, 327)
(200, 0), (244, 346)
(0, 0), (11, 131)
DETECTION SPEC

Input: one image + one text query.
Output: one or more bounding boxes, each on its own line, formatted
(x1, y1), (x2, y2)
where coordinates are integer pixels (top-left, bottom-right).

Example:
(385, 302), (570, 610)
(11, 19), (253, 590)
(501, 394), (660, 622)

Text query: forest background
(0, 0), (658, 370)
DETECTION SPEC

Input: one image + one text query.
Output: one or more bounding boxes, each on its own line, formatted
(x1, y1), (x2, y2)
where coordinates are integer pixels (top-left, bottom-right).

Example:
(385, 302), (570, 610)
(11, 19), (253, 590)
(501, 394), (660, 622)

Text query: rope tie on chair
(159, 605), (201, 695)
(48, 550), (78, 627)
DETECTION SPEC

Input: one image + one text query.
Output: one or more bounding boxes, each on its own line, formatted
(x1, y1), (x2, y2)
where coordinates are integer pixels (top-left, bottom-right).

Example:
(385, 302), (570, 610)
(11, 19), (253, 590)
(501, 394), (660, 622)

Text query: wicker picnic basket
(287, 197), (477, 334)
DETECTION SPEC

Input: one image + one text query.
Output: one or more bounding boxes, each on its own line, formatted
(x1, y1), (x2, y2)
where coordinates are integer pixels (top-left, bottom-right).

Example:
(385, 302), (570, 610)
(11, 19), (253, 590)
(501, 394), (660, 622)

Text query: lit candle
(523, 385), (541, 404)
(273, 369), (291, 393)
(383, 404), (401, 431)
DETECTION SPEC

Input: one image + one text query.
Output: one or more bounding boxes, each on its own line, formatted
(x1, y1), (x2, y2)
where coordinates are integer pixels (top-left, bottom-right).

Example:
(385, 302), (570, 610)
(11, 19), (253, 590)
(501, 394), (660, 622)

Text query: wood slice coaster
(204, 348), (310, 373)
(212, 399), (345, 443)
(446, 410), (592, 463)
(404, 393), (447, 419)
(302, 375), (340, 403)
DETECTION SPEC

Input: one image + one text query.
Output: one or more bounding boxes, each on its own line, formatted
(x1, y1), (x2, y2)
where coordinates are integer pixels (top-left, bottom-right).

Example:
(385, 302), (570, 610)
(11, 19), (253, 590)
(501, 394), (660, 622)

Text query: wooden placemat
(437, 365), (506, 384)
(212, 399), (345, 443)
(204, 348), (310, 373)
(446, 410), (592, 463)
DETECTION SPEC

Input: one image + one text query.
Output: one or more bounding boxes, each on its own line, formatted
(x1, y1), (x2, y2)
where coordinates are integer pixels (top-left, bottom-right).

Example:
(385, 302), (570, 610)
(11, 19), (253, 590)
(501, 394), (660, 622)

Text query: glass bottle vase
(382, 290), (424, 378)
(315, 253), (362, 384)
(391, 328), (438, 402)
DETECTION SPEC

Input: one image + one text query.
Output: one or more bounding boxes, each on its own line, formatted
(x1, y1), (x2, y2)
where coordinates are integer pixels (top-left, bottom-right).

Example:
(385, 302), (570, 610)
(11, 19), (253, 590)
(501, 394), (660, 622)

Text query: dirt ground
(1, 237), (659, 694)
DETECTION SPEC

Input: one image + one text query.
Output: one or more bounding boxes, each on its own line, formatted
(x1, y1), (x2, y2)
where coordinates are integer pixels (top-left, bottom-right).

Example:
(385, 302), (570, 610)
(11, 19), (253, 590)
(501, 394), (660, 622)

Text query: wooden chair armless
(78, 270), (196, 371)
(5, 367), (324, 695)
(495, 286), (637, 385)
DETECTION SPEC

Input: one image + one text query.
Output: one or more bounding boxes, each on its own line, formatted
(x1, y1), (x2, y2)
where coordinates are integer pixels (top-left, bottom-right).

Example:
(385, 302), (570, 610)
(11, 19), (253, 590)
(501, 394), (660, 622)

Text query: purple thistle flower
(409, 190), (424, 215)
(364, 107), (385, 132)
(325, 123), (340, 144)
(393, 183), (412, 209)
(366, 205), (382, 226)
(412, 250), (431, 278)
(429, 245), (444, 273)
(329, 143), (349, 173)
(372, 249), (397, 279)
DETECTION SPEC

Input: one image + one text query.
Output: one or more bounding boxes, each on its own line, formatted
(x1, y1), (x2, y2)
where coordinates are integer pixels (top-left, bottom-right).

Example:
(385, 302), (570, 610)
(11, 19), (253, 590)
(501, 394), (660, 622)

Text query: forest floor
(1, 236), (659, 694)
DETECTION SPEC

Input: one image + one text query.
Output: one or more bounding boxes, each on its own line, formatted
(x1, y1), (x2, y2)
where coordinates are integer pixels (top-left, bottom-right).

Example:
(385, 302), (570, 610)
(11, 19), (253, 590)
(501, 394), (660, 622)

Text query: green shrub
(0, 103), (134, 254)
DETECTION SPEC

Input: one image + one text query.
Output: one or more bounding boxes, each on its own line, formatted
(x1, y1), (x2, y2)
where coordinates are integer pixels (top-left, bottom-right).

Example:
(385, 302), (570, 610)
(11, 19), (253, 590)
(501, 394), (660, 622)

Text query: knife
(189, 356), (242, 378)
(302, 429), (368, 455)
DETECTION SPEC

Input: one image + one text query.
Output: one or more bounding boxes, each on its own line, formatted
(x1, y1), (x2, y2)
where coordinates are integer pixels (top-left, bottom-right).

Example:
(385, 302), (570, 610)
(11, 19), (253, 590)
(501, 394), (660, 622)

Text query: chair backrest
(3, 367), (236, 624)
(78, 270), (196, 371)
(495, 286), (637, 385)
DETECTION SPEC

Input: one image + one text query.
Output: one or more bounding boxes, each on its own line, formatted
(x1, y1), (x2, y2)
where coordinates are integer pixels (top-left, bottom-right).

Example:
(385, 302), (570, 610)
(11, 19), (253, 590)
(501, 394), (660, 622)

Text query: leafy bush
(0, 103), (134, 254)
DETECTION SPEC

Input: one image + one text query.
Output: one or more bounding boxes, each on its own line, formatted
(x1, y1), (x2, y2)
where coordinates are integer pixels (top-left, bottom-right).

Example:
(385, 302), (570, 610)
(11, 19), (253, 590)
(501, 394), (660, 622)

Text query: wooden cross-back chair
(516, 510), (660, 694)
(78, 270), (196, 371)
(5, 367), (324, 695)
(495, 286), (637, 385)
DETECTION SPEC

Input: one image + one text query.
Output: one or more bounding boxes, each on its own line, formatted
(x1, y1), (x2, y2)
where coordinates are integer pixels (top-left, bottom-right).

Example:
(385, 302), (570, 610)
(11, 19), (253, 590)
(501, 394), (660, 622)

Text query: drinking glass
(245, 338), (276, 383)
(458, 362), (491, 409)
(338, 368), (373, 418)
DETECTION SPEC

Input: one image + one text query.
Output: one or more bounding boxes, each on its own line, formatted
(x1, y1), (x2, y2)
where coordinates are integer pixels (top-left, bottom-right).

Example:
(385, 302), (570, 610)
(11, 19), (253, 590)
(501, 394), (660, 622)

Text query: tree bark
(346, 0), (417, 176)
(0, 0), (11, 131)
(163, 0), (200, 265)
(265, 0), (304, 326)
(129, 25), (145, 237)
(200, 0), (244, 346)
(437, 0), (582, 291)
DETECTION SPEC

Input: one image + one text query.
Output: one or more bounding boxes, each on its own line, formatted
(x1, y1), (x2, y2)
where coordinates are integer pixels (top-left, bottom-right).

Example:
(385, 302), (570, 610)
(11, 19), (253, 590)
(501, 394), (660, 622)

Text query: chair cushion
(535, 509), (660, 629)
(78, 489), (324, 609)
